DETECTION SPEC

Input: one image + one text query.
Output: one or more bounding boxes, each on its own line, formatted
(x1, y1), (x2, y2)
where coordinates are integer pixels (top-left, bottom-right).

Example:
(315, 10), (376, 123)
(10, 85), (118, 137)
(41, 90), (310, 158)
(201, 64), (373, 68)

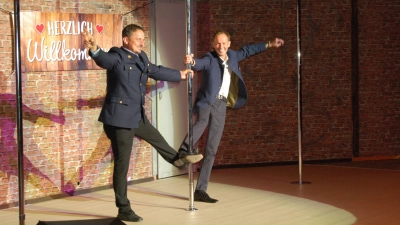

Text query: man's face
(213, 33), (231, 59)
(123, 29), (145, 54)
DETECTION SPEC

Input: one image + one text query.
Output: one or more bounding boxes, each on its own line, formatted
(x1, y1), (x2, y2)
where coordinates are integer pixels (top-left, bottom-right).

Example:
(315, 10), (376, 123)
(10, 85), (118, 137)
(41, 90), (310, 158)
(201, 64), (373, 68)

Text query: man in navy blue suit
(82, 24), (203, 222)
(180, 31), (284, 203)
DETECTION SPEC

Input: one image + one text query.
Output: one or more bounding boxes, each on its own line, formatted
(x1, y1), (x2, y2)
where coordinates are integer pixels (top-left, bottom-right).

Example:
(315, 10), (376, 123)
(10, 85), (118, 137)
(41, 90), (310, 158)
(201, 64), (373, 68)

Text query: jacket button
(130, 67), (132, 70)
(119, 101), (122, 104)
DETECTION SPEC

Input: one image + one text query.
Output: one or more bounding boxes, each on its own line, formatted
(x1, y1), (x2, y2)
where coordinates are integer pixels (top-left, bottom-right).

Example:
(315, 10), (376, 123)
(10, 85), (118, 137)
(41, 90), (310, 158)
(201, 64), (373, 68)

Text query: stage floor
(1, 162), (399, 225)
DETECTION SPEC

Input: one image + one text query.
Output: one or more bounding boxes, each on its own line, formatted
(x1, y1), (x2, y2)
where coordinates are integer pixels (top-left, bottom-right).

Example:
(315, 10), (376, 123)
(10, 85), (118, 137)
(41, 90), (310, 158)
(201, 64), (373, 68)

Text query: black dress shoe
(194, 190), (218, 203)
(117, 209), (143, 222)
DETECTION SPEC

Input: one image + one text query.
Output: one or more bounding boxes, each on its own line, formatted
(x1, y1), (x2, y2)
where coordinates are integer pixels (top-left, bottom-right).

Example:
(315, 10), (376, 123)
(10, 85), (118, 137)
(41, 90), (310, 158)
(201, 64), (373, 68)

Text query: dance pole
(291, 0), (310, 185)
(185, 0), (197, 211)
(14, 0), (26, 224)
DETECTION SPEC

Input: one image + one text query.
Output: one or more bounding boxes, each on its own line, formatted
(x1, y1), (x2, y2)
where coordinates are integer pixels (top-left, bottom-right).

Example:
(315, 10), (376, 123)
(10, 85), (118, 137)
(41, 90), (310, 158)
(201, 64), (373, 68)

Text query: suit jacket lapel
(135, 56), (145, 71)
(138, 53), (148, 72)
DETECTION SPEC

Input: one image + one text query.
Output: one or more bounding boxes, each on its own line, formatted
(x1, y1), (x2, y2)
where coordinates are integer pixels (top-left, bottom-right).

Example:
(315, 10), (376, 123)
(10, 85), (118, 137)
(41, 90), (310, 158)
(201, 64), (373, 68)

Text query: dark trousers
(104, 115), (179, 211)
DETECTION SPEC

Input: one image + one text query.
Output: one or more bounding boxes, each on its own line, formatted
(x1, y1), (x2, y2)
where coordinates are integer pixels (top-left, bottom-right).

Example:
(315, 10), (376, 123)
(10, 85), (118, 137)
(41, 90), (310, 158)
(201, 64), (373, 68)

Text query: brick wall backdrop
(0, 0), (399, 207)
(358, 1), (400, 156)
(300, 0), (353, 160)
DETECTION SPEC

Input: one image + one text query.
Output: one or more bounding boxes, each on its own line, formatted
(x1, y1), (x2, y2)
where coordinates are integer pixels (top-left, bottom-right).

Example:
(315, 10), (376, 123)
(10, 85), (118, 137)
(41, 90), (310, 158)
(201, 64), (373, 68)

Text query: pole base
(185, 207), (198, 211)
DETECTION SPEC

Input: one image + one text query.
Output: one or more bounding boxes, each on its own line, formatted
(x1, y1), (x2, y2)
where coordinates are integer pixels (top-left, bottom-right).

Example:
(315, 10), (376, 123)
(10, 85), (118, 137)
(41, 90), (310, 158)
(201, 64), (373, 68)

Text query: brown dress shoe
(173, 154), (203, 169)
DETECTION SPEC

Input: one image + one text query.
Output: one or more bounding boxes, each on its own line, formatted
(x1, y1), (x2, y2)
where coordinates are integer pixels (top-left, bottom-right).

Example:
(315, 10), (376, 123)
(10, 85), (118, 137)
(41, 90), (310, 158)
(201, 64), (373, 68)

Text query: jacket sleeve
(236, 43), (267, 61)
(89, 47), (122, 70)
(148, 63), (182, 83)
(191, 53), (214, 71)
(141, 52), (181, 83)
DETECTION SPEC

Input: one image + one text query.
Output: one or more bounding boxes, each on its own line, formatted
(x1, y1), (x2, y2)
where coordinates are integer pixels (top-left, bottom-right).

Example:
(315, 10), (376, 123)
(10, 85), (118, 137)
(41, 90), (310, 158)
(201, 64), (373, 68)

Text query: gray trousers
(181, 99), (227, 191)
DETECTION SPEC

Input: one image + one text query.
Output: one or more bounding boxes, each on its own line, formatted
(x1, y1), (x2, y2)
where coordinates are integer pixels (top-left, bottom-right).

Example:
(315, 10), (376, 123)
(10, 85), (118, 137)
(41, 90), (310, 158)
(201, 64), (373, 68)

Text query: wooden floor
(1, 163), (399, 225)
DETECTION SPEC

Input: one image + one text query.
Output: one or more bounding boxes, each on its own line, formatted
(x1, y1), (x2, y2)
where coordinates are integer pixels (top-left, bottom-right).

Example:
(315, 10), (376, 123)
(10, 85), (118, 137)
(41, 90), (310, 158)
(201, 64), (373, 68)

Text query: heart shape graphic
(36, 24), (44, 34)
(96, 24), (104, 34)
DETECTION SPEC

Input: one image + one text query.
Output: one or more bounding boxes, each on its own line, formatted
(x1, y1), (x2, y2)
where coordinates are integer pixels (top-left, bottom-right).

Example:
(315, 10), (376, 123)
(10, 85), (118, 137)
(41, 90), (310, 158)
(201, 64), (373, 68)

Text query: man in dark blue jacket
(180, 31), (284, 203)
(82, 24), (203, 222)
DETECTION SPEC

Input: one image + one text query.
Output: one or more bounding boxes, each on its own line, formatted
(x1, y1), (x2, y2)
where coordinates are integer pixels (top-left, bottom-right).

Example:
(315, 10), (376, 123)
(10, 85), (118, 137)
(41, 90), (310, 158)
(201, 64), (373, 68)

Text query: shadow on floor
(36, 217), (125, 225)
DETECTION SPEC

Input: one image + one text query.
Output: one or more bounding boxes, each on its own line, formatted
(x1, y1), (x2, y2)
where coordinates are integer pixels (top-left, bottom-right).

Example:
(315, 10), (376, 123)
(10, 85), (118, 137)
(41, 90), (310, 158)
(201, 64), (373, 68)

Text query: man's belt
(216, 95), (227, 102)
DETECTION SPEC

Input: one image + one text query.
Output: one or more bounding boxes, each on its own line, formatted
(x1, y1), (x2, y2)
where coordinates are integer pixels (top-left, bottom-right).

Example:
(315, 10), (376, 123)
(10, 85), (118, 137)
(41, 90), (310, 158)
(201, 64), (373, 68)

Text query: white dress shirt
(218, 56), (231, 98)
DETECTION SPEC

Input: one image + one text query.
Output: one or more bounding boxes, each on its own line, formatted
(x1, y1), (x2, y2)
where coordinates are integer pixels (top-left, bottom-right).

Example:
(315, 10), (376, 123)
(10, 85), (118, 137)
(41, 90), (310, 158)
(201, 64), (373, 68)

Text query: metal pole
(185, 0), (197, 211)
(14, 0), (26, 224)
(351, 0), (359, 158)
(291, 0), (310, 185)
(296, 0), (303, 184)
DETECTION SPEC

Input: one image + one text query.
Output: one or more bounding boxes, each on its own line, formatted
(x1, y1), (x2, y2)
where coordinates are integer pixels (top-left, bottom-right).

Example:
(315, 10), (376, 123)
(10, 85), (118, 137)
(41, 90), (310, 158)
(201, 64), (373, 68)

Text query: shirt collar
(122, 47), (139, 57)
(219, 55), (229, 64)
